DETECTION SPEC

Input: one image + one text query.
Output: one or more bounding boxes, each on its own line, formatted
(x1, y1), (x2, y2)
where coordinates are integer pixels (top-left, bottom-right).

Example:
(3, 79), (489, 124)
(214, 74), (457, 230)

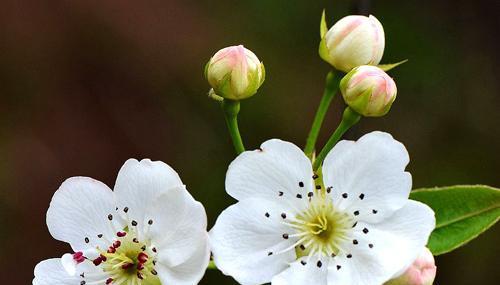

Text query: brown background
(0, 0), (499, 284)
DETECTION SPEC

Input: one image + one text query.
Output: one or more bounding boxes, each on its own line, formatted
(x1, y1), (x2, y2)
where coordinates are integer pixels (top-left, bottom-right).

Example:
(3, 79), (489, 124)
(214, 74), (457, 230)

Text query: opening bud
(340, 65), (397, 117)
(205, 45), (265, 100)
(320, 15), (385, 72)
(385, 247), (437, 285)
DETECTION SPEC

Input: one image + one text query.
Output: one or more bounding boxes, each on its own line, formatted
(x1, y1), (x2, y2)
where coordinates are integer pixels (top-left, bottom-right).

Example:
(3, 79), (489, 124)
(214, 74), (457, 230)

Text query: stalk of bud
(319, 15), (385, 72)
(339, 65), (397, 117)
(385, 247), (437, 285)
(205, 45), (265, 100)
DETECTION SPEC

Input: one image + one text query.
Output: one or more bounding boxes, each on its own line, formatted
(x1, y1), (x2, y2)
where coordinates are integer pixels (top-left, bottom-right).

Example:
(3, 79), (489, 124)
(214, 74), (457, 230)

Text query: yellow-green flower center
(293, 193), (353, 258)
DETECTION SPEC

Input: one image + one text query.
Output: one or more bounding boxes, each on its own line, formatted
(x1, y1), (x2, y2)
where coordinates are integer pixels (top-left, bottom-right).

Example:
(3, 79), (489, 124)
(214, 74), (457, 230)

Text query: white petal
(46, 177), (118, 251)
(33, 259), (80, 285)
(329, 200), (435, 285)
(148, 186), (208, 267)
(113, 158), (184, 227)
(156, 237), (211, 285)
(226, 139), (314, 211)
(272, 257), (329, 285)
(33, 258), (103, 285)
(322, 131), (411, 221)
(210, 198), (297, 285)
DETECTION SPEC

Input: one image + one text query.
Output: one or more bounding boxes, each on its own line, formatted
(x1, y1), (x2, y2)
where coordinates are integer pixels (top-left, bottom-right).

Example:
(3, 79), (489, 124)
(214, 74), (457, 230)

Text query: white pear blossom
(33, 159), (210, 285)
(210, 131), (435, 285)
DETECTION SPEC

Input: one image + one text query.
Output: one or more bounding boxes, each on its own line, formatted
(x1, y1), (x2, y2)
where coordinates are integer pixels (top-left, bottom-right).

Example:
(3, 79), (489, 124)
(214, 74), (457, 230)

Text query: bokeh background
(1, 0), (499, 283)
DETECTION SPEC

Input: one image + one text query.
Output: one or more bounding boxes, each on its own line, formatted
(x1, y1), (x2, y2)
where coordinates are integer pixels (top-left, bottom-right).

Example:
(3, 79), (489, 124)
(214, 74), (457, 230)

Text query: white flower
(33, 159), (210, 285)
(210, 131), (435, 285)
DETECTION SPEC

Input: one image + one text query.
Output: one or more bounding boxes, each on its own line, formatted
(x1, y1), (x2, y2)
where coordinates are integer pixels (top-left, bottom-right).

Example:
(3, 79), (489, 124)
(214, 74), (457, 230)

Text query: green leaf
(410, 185), (500, 255)
(377, 59), (408, 72)
(320, 10), (328, 38)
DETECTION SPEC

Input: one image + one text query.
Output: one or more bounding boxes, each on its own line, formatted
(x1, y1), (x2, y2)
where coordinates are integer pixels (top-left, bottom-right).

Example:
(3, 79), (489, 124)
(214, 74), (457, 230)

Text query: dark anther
(131, 220), (138, 226)
(347, 254), (352, 258)
(123, 207), (129, 213)
(359, 193), (365, 200)
(372, 209), (378, 214)
(353, 211), (360, 216)
(301, 260), (307, 265)
(278, 191), (284, 196)
(97, 234), (103, 238)
(141, 245), (147, 251)
(331, 253), (336, 257)
(148, 219), (153, 225)
(282, 233), (289, 239)
(281, 213), (287, 219)
(265, 212), (270, 218)
(312, 174), (319, 179)
(84, 237), (90, 243)
(315, 185), (321, 190)
(326, 187), (332, 193)
(363, 228), (369, 234)
(81, 281), (86, 285)
(107, 214), (113, 221)
(152, 247), (157, 252)
(308, 192), (314, 197)
(353, 239), (358, 245)
(296, 194), (302, 199)
(369, 244), (374, 248)
(300, 244), (306, 250)
(133, 238), (139, 243)
(317, 260), (323, 268)
(268, 252), (273, 256)
(299, 181), (304, 187)
(151, 269), (158, 275)
(337, 265), (341, 270)
(342, 193), (348, 198)
(352, 222), (358, 228)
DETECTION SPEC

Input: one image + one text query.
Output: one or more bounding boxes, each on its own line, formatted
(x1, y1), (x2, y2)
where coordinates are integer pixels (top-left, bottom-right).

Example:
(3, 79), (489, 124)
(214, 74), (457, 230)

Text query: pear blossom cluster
(33, 11), (439, 285)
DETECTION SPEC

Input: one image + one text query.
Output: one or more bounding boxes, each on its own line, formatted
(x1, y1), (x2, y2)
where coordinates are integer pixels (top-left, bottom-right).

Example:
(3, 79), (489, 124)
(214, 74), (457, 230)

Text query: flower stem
(313, 107), (361, 170)
(304, 71), (341, 158)
(222, 99), (245, 155)
(207, 260), (217, 270)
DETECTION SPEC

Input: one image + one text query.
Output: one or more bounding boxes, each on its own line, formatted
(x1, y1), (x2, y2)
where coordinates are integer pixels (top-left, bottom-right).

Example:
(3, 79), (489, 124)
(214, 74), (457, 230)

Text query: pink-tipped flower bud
(320, 15), (385, 72)
(340, 65), (397, 117)
(385, 247), (437, 285)
(205, 45), (265, 100)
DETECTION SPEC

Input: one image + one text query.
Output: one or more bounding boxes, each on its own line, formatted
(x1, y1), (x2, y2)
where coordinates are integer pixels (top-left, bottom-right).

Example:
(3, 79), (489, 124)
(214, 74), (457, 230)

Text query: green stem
(313, 107), (361, 170)
(222, 100), (245, 155)
(304, 71), (341, 158)
(207, 260), (217, 270)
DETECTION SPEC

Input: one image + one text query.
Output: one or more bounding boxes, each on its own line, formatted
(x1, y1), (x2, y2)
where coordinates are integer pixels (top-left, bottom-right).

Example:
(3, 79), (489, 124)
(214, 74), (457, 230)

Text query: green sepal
(377, 59), (408, 72)
(318, 37), (331, 65)
(410, 185), (500, 255)
(203, 58), (211, 79)
(259, 62), (266, 85)
(320, 9), (328, 39)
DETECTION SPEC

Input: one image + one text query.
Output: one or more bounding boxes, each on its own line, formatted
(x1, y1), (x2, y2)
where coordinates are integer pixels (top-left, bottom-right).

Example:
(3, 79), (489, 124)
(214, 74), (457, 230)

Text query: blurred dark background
(0, 0), (499, 284)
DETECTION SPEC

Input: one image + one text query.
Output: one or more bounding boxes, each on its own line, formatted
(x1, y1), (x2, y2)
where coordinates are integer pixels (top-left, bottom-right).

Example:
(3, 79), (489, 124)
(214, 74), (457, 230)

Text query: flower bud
(319, 15), (385, 72)
(385, 247), (437, 285)
(340, 65), (397, 117)
(205, 45), (265, 100)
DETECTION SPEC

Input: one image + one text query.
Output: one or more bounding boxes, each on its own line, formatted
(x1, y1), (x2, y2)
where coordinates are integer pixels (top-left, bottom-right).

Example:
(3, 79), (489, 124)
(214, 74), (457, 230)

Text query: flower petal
(113, 158), (184, 227)
(148, 185), (209, 267)
(33, 258), (102, 285)
(156, 237), (211, 285)
(322, 131), (411, 222)
(271, 257), (329, 285)
(329, 200), (435, 285)
(46, 177), (118, 251)
(226, 139), (314, 211)
(210, 198), (297, 285)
